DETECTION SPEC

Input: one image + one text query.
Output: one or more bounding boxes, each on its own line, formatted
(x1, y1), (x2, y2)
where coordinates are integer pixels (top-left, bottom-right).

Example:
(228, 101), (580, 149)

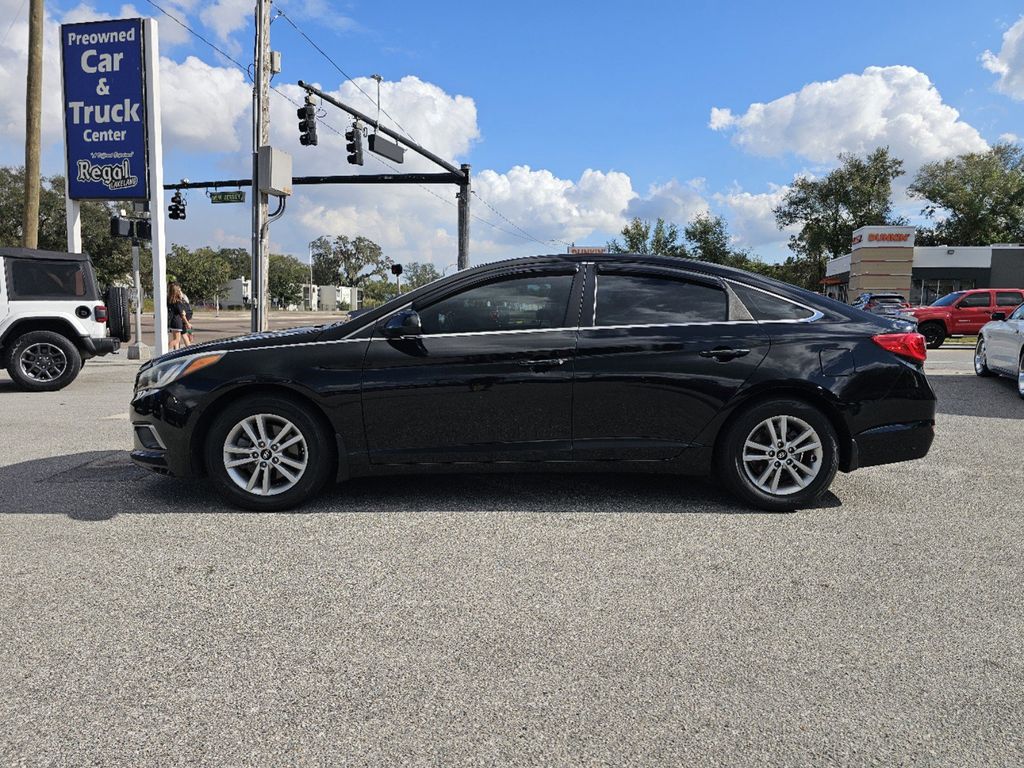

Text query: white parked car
(975, 302), (1024, 398)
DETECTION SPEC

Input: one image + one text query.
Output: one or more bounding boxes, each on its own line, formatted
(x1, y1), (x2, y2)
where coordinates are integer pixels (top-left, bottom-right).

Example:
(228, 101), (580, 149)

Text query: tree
(268, 253), (308, 307)
(360, 277), (398, 308)
(217, 247), (251, 279)
(167, 245), (231, 304)
(309, 234), (392, 287)
(908, 143), (1024, 245)
(773, 147), (905, 288)
(403, 261), (442, 290)
(683, 213), (745, 266)
(0, 167), (132, 286)
(608, 217), (687, 257)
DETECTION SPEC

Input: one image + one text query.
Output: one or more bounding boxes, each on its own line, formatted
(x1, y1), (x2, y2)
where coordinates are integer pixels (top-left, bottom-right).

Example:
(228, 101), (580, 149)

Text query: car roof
(0, 247), (90, 262)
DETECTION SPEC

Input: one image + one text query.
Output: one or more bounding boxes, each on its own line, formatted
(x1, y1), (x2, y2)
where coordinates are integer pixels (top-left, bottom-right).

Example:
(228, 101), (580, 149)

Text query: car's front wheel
(1018, 352), (1024, 400)
(716, 399), (839, 512)
(204, 395), (335, 511)
(974, 337), (993, 377)
(5, 330), (83, 391)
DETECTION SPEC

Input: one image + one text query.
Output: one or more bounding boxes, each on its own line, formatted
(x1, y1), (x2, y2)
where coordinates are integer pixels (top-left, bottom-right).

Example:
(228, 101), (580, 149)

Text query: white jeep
(0, 247), (127, 391)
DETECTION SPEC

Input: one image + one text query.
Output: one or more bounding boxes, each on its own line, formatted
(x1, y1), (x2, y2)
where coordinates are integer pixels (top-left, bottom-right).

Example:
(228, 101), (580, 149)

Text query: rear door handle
(699, 347), (751, 362)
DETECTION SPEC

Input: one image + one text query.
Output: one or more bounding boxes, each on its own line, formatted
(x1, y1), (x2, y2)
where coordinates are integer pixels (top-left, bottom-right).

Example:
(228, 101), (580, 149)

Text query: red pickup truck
(910, 288), (1024, 348)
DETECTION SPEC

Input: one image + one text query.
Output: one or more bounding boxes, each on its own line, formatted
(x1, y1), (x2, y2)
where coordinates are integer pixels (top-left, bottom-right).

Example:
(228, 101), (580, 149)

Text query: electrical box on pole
(257, 146), (293, 196)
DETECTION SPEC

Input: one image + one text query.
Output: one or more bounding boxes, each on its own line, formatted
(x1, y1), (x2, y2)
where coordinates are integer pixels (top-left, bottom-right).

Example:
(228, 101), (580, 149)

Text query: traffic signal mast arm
(297, 80), (466, 180)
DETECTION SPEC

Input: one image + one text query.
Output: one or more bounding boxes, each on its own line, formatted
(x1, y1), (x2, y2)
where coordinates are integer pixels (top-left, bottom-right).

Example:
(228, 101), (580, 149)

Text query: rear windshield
(6, 258), (97, 300)
(930, 292), (964, 307)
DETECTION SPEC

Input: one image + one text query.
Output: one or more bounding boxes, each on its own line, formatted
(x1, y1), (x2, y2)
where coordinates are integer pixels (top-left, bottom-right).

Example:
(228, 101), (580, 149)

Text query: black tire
(204, 395), (334, 511)
(1018, 353), (1024, 400)
(105, 286), (132, 342)
(919, 322), (945, 350)
(974, 337), (993, 377)
(715, 398), (839, 512)
(4, 330), (83, 392)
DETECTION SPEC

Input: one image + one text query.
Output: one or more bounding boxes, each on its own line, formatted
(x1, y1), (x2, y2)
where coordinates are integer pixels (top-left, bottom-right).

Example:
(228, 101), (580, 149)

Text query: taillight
(94, 304), (108, 323)
(872, 332), (927, 363)
(865, 301), (877, 309)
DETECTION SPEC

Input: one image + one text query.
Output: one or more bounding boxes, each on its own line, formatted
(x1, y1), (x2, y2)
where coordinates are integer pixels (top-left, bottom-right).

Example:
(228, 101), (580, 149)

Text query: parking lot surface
(1, 348), (1022, 766)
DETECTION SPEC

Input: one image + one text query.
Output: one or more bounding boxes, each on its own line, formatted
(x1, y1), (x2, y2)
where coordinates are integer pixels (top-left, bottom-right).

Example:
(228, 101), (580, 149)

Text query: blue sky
(2, 0), (1023, 266)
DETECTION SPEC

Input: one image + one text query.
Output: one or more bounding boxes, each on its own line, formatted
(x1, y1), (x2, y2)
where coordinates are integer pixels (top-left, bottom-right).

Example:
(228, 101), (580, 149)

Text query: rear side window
(996, 291), (1023, 307)
(958, 292), (991, 308)
(8, 259), (92, 299)
(594, 273), (727, 326)
(730, 282), (816, 321)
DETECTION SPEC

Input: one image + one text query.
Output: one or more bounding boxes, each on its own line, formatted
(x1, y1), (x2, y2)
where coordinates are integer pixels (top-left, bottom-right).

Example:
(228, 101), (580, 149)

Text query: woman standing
(167, 282), (191, 350)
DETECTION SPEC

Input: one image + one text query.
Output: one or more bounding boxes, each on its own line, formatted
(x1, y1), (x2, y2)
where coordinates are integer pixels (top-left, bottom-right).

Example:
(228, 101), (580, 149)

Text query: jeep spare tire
(106, 286), (132, 342)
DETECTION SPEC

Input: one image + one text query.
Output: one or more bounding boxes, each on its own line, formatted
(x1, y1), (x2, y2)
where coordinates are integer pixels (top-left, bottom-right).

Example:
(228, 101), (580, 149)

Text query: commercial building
(823, 225), (1024, 305)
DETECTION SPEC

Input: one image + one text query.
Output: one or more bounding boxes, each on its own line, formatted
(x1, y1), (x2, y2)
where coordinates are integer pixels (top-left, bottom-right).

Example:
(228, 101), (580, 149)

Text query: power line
(143, 0), (249, 72)
(0, 0), (28, 48)
(472, 189), (569, 248)
(273, 8), (417, 143)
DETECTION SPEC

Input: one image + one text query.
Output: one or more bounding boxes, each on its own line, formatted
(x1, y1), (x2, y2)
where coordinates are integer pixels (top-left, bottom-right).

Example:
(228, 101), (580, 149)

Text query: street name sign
(210, 190), (247, 204)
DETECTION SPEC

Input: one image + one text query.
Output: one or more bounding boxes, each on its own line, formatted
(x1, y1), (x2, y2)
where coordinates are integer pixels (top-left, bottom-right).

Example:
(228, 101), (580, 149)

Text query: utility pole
(457, 163), (471, 270)
(22, 0), (44, 249)
(250, 0), (271, 331)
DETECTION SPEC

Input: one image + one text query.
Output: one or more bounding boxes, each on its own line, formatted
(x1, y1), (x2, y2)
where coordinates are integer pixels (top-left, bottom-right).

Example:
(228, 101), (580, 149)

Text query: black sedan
(130, 254), (936, 512)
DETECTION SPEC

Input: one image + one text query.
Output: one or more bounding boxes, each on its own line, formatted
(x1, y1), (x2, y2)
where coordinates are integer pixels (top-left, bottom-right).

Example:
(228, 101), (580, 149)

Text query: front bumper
(129, 386), (196, 477)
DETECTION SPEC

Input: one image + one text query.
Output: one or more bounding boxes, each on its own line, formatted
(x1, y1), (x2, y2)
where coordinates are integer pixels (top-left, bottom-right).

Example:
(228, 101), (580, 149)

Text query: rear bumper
(845, 420), (935, 471)
(81, 335), (120, 358)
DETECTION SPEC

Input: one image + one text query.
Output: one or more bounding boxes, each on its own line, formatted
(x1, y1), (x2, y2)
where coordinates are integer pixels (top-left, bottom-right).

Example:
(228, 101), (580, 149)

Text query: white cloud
(713, 183), (796, 250)
(198, 0), (250, 46)
(1000, 132), (1020, 143)
(625, 178), (709, 225)
(159, 56), (251, 152)
(709, 65), (988, 170)
(982, 16), (1024, 99)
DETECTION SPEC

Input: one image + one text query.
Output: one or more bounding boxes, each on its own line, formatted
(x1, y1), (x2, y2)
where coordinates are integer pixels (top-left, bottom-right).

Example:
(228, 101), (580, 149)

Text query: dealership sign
(61, 18), (148, 199)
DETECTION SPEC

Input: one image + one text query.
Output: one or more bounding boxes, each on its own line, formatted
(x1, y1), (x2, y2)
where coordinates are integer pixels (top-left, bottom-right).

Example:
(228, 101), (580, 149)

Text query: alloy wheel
(19, 343), (68, 382)
(741, 415), (823, 497)
(975, 340), (987, 375)
(1019, 357), (1024, 398)
(222, 413), (308, 496)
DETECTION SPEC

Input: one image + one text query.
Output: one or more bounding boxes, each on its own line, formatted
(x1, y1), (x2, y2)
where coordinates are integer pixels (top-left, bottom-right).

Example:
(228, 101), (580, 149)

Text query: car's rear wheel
(105, 286), (132, 343)
(974, 338), (993, 377)
(716, 399), (839, 512)
(204, 395), (334, 511)
(5, 330), (82, 391)
(919, 322), (945, 349)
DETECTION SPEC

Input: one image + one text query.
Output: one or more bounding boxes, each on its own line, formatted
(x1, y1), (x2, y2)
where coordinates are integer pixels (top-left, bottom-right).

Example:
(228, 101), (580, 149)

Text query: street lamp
(442, 262), (457, 276)
(306, 240), (317, 311)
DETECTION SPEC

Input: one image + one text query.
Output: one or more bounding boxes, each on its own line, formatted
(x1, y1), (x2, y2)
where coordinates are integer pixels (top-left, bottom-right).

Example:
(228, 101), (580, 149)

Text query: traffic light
(391, 263), (403, 277)
(168, 190), (186, 221)
(345, 123), (364, 166)
(297, 102), (317, 146)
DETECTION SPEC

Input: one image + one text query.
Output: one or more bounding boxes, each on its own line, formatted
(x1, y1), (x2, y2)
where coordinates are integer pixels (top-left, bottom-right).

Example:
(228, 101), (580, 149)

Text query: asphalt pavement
(0, 348), (1022, 766)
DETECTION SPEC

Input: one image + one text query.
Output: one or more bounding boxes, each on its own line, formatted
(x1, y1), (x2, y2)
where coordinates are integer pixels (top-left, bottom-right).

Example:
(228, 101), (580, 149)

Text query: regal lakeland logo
(76, 158), (139, 191)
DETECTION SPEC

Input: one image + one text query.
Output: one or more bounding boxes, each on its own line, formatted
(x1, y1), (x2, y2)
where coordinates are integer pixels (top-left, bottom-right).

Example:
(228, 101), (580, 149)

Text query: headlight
(135, 351), (225, 393)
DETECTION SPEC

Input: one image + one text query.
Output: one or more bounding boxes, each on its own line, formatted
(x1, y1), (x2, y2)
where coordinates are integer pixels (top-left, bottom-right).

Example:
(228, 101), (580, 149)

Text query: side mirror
(991, 311), (1007, 322)
(383, 309), (422, 337)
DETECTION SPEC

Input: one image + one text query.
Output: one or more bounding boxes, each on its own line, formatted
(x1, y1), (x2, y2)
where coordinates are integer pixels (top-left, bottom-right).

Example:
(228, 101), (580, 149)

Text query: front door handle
(699, 347), (751, 362)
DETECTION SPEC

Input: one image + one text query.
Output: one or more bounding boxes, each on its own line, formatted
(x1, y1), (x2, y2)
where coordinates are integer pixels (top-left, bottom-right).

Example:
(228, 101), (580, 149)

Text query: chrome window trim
(369, 326), (580, 340)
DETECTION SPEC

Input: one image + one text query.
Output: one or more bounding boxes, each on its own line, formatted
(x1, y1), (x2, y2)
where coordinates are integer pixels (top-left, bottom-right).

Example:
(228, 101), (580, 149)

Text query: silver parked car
(975, 302), (1024, 397)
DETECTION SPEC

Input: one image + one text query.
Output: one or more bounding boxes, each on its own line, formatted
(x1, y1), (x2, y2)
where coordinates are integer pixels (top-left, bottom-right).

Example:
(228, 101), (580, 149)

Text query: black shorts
(169, 315), (185, 332)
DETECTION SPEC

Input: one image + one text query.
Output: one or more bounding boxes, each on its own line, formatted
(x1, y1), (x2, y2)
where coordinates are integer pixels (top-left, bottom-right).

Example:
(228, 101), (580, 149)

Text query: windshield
(931, 292), (964, 307)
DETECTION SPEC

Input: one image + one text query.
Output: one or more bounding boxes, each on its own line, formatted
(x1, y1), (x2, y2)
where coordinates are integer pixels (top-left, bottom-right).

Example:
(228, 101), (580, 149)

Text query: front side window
(8, 259), (91, 299)
(995, 291), (1024, 308)
(595, 273), (727, 326)
(1011, 304), (1024, 321)
(730, 282), (816, 321)
(958, 292), (991, 309)
(931, 292), (964, 307)
(418, 273), (574, 335)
